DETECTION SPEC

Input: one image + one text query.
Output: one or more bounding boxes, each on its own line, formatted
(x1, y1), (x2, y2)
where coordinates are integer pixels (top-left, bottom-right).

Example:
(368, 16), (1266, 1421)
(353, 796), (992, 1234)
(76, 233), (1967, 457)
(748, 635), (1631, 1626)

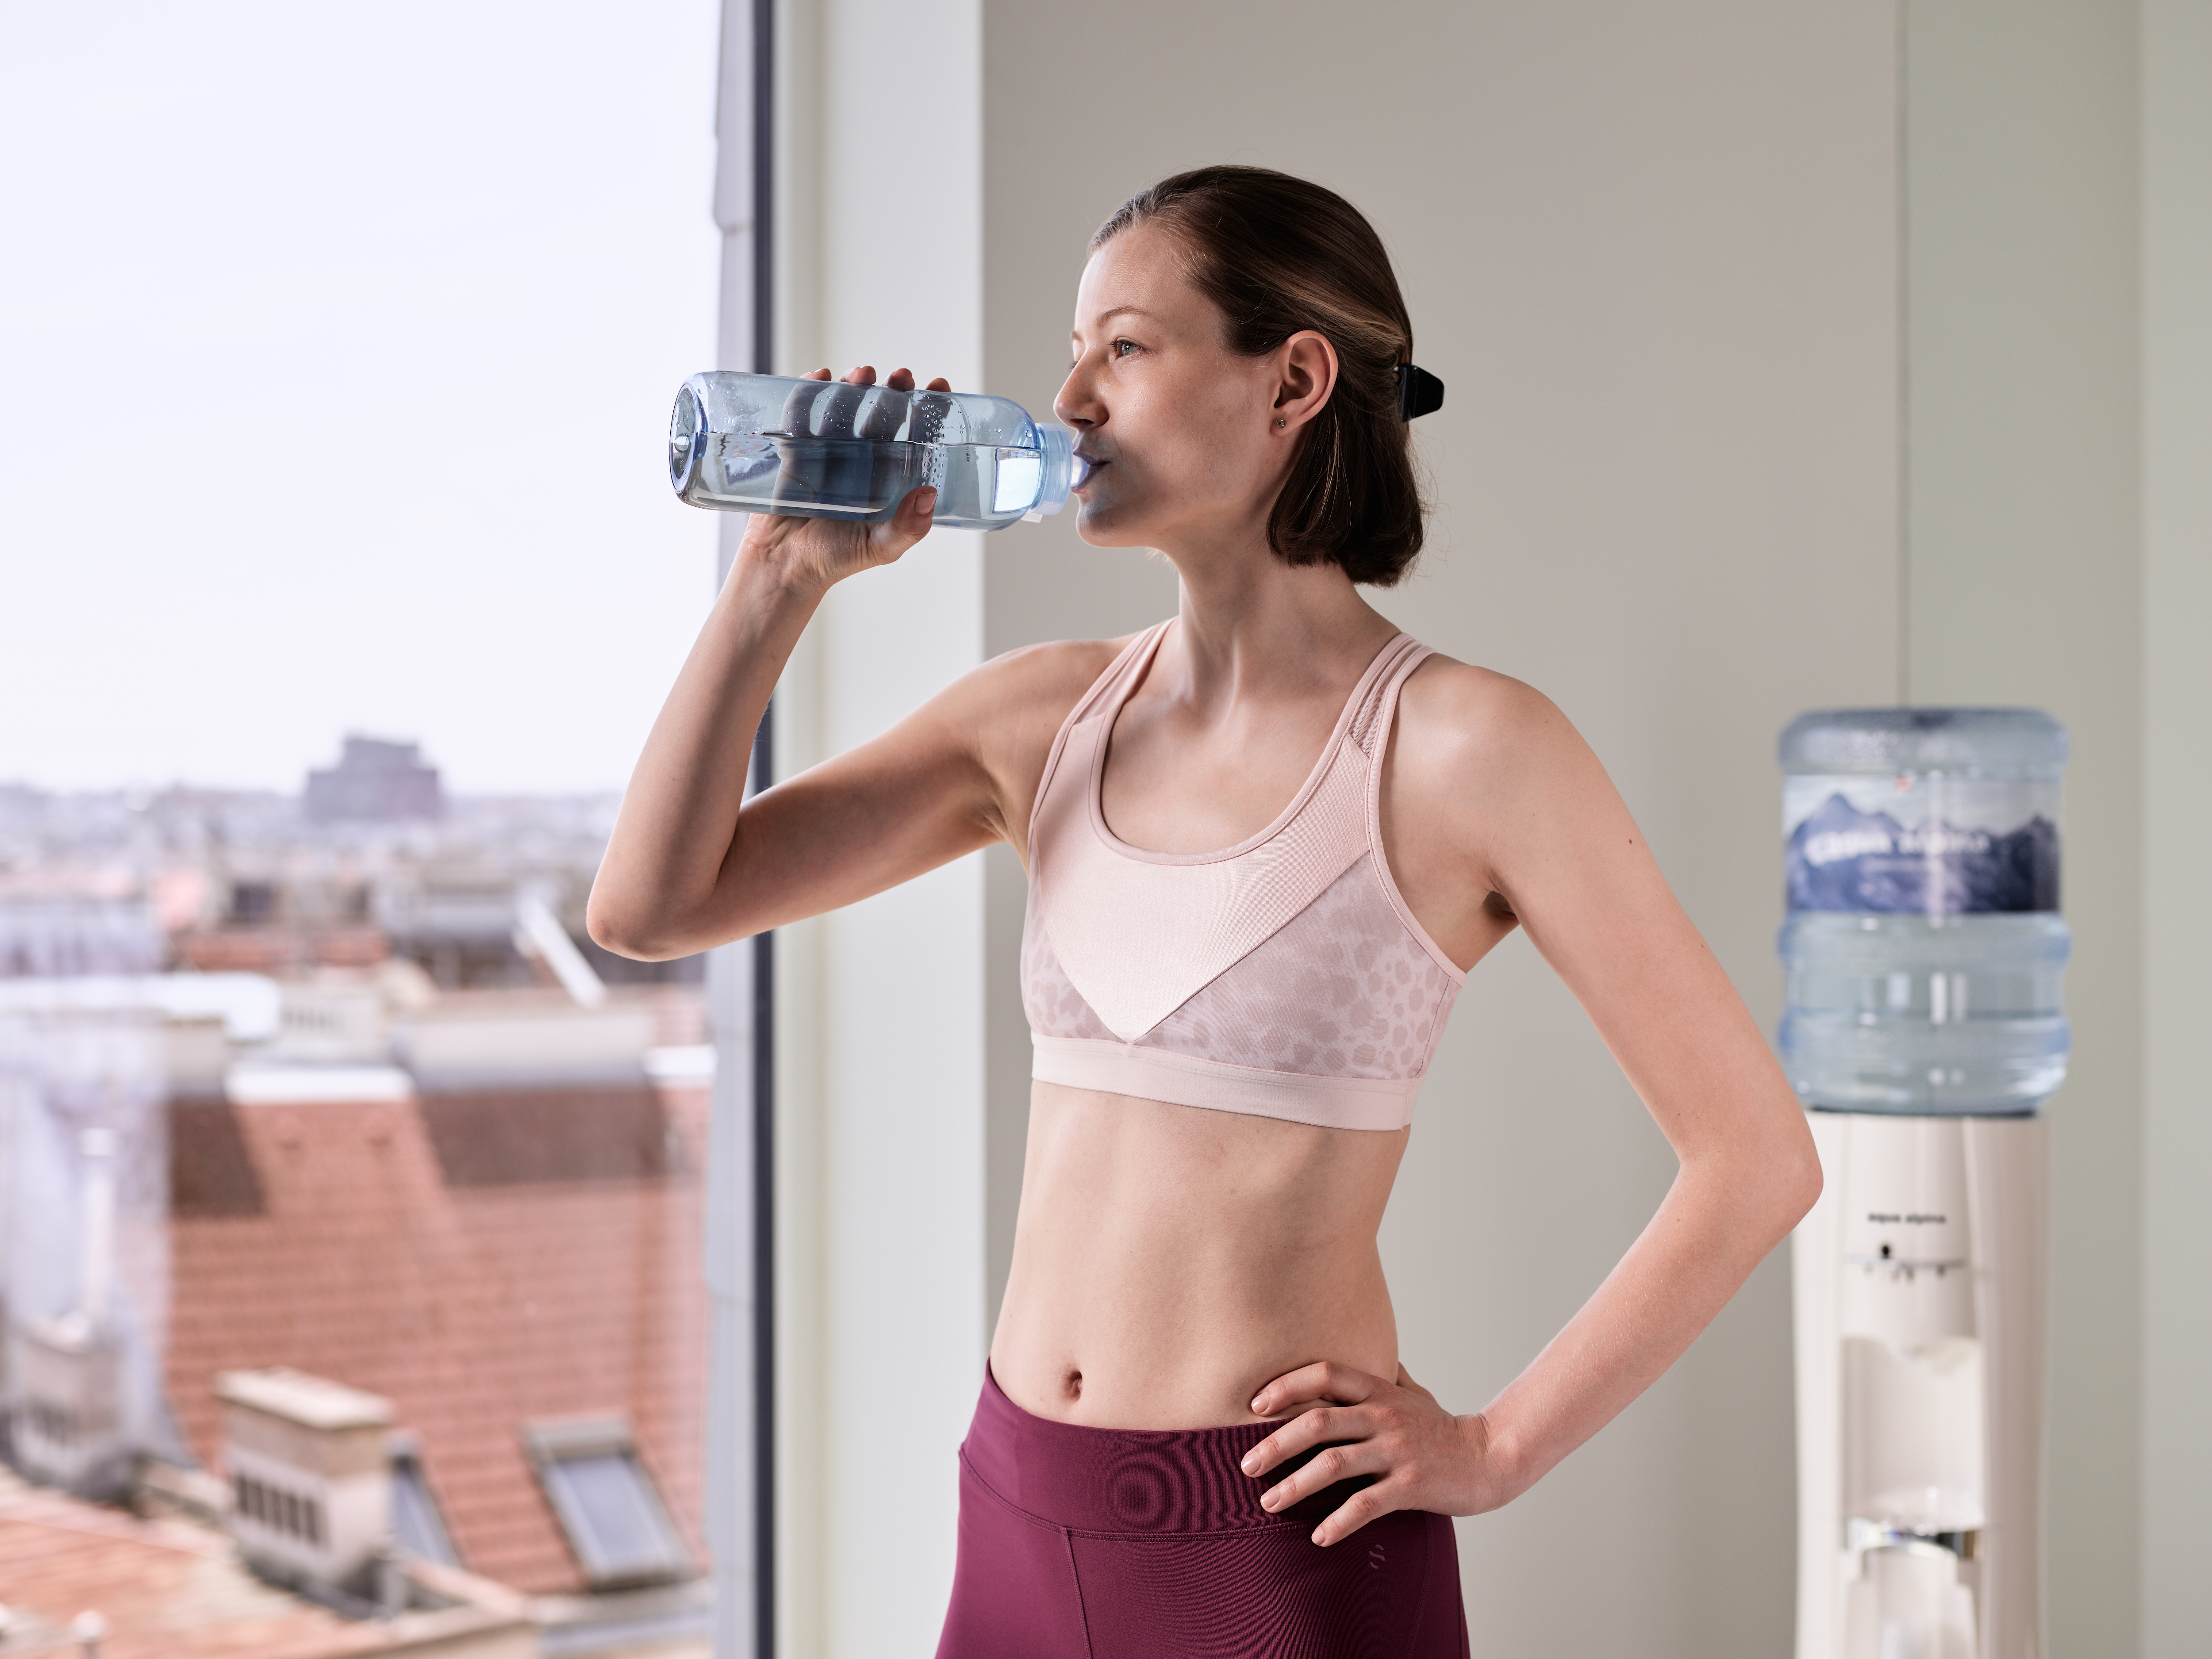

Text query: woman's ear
(1272, 330), (1339, 433)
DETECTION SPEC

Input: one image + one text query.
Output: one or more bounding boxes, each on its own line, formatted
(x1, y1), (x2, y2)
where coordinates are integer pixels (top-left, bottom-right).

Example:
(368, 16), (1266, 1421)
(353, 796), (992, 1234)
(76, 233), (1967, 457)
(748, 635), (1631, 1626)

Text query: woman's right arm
(588, 366), (1105, 962)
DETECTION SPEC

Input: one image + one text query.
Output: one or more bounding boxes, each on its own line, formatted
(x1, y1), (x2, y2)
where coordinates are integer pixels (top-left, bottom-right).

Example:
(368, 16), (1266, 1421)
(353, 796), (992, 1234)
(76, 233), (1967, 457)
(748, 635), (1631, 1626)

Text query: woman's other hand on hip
(1241, 1360), (1506, 1546)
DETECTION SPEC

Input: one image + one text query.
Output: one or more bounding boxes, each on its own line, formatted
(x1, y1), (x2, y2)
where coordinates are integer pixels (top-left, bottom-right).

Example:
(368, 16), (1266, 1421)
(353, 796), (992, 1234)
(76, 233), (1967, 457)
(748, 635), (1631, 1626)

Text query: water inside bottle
(1778, 711), (2070, 1115)
(1778, 912), (2070, 1112)
(684, 432), (1048, 530)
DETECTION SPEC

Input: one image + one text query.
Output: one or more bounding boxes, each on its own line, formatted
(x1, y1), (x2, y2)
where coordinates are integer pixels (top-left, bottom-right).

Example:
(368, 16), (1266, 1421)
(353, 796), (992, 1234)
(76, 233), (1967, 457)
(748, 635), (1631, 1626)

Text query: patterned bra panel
(1022, 623), (1465, 1132)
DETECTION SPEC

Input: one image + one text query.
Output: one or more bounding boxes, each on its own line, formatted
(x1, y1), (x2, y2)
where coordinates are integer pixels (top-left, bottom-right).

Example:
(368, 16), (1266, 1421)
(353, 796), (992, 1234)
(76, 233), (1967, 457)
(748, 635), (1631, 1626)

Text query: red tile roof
(172, 927), (391, 973)
(0, 1470), (527, 1659)
(165, 1082), (709, 1596)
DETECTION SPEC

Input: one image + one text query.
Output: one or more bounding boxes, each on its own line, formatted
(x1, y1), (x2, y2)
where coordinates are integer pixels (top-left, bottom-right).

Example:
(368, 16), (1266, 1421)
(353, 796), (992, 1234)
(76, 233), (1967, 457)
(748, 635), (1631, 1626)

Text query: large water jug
(668, 371), (1089, 531)
(1777, 709), (2070, 1114)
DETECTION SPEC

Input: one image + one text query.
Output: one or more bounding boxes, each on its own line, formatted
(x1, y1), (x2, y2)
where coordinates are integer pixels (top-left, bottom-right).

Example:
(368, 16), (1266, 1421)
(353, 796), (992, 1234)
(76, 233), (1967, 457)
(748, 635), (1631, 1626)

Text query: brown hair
(1092, 165), (1426, 586)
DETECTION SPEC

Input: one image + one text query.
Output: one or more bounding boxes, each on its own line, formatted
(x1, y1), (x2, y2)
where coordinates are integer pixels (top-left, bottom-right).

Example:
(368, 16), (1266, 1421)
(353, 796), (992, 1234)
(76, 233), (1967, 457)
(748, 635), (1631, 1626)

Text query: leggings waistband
(960, 1364), (1365, 1536)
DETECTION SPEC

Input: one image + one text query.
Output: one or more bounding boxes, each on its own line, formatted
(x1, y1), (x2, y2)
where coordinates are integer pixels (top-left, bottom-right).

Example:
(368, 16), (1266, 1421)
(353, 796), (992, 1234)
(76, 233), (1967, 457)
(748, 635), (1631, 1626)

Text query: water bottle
(667, 371), (1090, 531)
(1777, 709), (2070, 1114)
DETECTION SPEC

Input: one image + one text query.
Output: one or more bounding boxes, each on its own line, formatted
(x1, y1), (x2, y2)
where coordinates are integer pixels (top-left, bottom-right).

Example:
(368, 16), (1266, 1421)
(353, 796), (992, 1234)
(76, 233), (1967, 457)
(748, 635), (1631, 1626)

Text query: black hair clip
(1395, 363), (1444, 422)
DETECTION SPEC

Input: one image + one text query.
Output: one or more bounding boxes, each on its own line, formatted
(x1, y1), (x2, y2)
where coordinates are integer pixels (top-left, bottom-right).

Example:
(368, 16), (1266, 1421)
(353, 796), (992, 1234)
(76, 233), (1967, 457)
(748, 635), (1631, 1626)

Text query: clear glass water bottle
(1777, 709), (2070, 1114)
(667, 371), (1089, 531)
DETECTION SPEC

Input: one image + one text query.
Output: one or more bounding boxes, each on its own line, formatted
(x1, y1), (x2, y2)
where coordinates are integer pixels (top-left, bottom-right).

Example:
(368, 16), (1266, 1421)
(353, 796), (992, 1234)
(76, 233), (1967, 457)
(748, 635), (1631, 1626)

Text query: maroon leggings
(936, 1367), (1470, 1659)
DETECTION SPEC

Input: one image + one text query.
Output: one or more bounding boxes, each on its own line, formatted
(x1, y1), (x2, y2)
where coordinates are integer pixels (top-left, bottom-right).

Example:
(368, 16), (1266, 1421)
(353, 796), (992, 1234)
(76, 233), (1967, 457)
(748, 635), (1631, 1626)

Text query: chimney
(215, 1368), (393, 1597)
(12, 1313), (125, 1500)
(79, 1126), (115, 1328)
(12, 1126), (130, 1498)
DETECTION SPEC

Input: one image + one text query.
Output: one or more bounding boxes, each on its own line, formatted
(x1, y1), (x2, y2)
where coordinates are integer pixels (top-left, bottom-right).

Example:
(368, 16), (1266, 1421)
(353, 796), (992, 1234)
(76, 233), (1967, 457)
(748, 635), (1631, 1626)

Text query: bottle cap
(1029, 422), (1091, 517)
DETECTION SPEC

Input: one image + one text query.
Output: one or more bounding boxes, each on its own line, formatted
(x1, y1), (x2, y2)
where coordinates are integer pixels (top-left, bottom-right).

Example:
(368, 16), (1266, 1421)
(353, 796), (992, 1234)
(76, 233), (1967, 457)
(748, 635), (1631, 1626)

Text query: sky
(0, 1), (724, 794)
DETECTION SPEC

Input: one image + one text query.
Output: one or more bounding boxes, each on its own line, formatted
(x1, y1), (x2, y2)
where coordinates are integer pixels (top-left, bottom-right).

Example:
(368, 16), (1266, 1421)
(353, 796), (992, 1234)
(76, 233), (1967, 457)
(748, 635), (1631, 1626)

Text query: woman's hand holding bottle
(590, 360), (959, 962)
(737, 364), (948, 595)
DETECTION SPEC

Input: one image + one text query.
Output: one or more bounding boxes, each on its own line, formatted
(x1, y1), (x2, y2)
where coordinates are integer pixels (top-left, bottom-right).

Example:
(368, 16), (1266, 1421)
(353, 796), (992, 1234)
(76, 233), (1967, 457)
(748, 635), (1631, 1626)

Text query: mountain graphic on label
(1786, 793), (2059, 913)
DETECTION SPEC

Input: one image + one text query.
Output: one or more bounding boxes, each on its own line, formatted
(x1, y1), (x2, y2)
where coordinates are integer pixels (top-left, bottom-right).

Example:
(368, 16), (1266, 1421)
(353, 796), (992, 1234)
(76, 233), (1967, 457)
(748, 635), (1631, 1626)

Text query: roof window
(523, 1416), (690, 1588)
(388, 1432), (461, 1567)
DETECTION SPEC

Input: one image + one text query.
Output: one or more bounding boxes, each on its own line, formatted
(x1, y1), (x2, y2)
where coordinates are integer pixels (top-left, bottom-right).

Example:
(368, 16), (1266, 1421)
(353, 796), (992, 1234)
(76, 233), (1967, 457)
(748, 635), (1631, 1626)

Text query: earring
(1274, 418), (1286, 429)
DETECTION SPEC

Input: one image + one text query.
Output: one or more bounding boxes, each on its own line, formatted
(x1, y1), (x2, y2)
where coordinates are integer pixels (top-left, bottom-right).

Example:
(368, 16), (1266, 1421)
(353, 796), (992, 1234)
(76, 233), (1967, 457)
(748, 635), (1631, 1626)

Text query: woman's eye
(1112, 338), (1140, 358)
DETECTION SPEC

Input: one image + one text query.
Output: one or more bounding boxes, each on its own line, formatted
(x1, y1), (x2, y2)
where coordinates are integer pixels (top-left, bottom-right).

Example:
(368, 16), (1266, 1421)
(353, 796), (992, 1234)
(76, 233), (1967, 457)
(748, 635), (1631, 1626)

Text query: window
(388, 1436), (460, 1568)
(523, 1417), (689, 1589)
(1, 7), (731, 1648)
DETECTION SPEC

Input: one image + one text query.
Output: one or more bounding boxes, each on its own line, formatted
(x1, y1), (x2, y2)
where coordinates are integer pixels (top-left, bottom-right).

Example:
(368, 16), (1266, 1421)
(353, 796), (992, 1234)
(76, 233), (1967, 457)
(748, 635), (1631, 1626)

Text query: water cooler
(1780, 710), (2069, 1659)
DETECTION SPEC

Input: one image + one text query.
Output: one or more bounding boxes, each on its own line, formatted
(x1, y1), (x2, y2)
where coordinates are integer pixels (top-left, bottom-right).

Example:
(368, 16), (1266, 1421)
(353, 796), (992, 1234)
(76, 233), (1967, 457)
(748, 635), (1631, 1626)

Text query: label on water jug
(1784, 774), (2060, 914)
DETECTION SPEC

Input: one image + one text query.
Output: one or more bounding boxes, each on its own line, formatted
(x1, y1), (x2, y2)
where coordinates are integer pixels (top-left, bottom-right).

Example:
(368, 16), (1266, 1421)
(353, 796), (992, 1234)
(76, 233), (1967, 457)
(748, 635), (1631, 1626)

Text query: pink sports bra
(1022, 623), (1466, 1132)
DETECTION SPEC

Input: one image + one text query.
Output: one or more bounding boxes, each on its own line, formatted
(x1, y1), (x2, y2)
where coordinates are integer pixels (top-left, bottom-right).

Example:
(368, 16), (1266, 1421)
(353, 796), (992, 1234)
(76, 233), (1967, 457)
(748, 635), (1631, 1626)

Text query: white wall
(768, 5), (988, 1656)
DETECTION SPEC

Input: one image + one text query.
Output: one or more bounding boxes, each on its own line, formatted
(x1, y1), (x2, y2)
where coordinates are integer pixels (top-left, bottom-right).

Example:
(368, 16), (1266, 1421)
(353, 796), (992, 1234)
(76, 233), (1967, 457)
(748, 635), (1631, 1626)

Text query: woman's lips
(1073, 456), (1107, 492)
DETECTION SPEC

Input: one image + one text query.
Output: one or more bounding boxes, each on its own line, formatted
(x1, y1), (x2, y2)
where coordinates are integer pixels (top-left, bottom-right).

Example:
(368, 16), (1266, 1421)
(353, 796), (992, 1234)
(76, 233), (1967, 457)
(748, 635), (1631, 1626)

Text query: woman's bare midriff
(988, 1079), (1410, 1430)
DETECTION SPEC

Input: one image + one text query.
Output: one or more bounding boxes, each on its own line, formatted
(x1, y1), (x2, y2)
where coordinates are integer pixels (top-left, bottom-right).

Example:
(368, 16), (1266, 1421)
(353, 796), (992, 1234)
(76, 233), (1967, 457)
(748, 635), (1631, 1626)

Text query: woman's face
(1055, 224), (1318, 554)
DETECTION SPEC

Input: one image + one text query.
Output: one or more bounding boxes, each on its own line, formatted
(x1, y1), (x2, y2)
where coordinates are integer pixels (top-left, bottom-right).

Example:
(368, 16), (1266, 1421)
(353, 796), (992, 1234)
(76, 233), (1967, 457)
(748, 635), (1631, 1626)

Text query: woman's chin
(1072, 493), (1152, 549)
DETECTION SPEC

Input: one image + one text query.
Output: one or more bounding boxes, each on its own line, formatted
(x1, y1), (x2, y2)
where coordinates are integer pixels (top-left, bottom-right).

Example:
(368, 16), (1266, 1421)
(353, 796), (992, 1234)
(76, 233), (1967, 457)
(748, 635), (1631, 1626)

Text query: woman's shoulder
(982, 632), (1143, 698)
(1398, 651), (1567, 742)
(929, 631), (1149, 792)
(1382, 652), (1620, 915)
(1392, 651), (1593, 793)
(948, 632), (1144, 732)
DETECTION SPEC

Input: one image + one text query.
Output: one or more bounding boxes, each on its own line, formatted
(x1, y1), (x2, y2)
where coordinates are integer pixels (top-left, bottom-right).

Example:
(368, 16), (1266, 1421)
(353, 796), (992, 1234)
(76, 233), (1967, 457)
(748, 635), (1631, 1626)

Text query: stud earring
(1275, 418), (1286, 429)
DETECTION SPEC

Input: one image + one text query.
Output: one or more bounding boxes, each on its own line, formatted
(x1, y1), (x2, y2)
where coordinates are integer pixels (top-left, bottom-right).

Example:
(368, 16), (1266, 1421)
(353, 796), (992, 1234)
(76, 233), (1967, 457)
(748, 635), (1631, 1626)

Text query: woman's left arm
(1243, 661), (1822, 1544)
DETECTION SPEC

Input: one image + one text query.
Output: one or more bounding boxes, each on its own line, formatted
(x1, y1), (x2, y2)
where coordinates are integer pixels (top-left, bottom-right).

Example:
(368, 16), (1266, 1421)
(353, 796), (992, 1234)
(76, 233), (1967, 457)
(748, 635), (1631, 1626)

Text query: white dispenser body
(1794, 1111), (2046, 1659)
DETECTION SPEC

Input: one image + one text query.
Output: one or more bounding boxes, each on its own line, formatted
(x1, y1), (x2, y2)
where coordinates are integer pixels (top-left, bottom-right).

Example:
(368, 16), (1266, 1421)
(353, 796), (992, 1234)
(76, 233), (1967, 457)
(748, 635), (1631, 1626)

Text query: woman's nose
(1053, 359), (1101, 429)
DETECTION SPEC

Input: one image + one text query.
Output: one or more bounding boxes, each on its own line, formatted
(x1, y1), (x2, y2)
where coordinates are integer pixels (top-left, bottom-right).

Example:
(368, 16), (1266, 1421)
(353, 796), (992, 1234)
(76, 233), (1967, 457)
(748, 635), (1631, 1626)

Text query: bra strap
(1358, 637), (1465, 982)
(1348, 635), (1431, 755)
(1025, 620), (1172, 853)
(1073, 620), (1171, 727)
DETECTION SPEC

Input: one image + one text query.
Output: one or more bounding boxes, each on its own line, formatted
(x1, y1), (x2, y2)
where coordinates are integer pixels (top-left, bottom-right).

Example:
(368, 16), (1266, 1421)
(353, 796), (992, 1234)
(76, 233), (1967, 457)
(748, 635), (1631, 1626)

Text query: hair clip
(1395, 364), (1444, 422)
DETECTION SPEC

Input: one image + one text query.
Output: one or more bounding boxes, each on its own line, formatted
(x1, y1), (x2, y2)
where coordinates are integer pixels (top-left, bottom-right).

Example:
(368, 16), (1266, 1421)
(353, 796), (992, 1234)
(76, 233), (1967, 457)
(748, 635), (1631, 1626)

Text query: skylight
(389, 1436), (460, 1568)
(523, 1417), (690, 1588)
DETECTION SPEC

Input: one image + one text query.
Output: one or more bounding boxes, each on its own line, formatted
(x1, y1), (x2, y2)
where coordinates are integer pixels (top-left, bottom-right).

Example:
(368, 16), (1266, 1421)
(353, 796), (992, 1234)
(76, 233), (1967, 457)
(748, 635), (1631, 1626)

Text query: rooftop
(165, 1077), (710, 1596)
(0, 1468), (533, 1659)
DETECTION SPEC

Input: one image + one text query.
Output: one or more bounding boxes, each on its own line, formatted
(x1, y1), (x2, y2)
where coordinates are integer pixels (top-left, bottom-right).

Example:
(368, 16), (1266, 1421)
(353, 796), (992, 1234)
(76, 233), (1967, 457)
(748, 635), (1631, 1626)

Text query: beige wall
(1901, 3), (2146, 1651)
(2140, 0), (2212, 1653)
(763, 1), (2204, 1654)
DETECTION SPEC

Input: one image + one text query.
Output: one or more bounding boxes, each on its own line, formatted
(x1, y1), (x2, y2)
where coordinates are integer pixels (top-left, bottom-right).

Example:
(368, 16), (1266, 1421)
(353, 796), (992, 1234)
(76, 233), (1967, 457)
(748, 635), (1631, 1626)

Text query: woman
(591, 166), (1820, 1657)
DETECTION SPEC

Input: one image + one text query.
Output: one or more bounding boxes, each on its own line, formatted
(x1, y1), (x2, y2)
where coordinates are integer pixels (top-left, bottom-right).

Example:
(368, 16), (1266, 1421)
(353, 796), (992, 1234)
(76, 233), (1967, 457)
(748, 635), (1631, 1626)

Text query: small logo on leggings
(1368, 1542), (1387, 1571)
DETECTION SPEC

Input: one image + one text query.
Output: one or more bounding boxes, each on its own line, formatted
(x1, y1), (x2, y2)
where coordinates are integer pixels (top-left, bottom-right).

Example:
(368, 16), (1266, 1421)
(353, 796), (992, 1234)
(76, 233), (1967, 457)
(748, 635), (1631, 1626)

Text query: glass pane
(0, 9), (726, 1653)
(548, 1452), (675, 1578)
(391, 1458), (459, 1567)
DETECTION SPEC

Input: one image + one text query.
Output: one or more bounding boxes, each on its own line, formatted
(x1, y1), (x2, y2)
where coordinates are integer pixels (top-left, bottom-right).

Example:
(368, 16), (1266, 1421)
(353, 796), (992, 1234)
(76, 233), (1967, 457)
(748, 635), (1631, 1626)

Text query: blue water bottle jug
(1776, 709), (2071, 1114)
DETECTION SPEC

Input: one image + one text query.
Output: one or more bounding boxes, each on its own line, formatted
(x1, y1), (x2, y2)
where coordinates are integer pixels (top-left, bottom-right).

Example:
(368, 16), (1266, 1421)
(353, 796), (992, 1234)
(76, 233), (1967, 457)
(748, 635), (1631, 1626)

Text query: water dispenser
(1782, 709), (2067, 1659)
